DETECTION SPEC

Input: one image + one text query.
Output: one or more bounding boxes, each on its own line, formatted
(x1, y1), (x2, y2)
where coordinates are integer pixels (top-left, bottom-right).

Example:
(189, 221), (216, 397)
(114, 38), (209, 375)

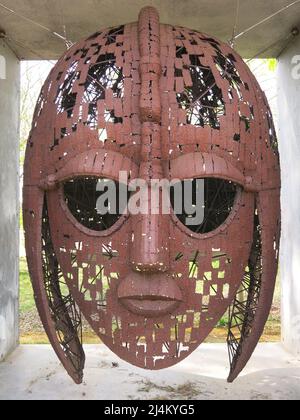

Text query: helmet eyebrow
(169, 152), (250, 190)
(38, 149), (139, 191)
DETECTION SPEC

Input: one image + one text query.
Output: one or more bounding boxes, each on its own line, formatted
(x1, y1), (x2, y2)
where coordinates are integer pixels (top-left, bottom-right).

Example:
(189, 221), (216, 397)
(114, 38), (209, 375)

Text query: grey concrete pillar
(0, 40), (20, 360)
(278, 37), (300, 356)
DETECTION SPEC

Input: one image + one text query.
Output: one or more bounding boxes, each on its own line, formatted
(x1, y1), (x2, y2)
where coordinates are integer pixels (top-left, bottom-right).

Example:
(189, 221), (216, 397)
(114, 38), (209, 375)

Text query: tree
(20, 61), (55, 171)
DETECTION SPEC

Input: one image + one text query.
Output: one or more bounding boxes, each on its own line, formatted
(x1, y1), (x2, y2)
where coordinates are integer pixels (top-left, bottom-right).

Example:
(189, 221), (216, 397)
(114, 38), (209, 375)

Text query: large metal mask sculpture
(23, 7), (280, 384)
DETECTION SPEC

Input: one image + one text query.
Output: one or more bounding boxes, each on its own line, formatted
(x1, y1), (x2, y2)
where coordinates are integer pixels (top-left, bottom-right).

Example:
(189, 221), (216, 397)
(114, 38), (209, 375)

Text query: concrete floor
(0, 344), (299, 400)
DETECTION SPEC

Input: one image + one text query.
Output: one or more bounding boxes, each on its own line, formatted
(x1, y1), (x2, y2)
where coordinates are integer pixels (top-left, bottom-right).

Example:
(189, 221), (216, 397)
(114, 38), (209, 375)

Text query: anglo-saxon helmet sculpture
(23, 6), (281, 384)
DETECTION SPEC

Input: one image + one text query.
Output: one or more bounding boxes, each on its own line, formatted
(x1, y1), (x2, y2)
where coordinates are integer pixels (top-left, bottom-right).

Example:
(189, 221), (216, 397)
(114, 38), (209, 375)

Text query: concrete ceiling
(0, 0), (300, 60)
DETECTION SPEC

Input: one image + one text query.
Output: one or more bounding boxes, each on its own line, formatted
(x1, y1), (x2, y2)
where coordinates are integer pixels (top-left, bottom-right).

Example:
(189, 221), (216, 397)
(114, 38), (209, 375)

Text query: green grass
(20, 257), (35, 313)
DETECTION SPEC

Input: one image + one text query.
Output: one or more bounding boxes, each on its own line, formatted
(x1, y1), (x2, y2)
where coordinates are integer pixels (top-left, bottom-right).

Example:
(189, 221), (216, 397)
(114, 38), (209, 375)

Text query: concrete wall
(0, 40), (20, 361)
(278, 37), (300, 356)
(1, 0), (300, 60)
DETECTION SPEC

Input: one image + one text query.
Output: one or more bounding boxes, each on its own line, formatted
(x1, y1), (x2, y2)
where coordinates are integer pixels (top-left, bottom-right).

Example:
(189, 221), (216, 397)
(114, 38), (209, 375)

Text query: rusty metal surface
(23, 6), (281, 383)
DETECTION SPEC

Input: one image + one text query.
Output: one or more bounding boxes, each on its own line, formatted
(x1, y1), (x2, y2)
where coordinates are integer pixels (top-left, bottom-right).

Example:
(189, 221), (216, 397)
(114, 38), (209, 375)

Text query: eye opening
(62, 176), (130, 233)
(170, 178), (241, 235)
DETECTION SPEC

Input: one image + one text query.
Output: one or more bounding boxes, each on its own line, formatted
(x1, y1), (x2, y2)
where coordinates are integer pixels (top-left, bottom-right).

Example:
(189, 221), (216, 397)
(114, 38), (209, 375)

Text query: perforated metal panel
(23, 7), (280, 384)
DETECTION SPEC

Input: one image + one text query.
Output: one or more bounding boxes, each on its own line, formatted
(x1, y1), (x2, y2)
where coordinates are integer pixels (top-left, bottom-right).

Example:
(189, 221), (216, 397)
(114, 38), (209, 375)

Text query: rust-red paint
(23, 6), (281, 384)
